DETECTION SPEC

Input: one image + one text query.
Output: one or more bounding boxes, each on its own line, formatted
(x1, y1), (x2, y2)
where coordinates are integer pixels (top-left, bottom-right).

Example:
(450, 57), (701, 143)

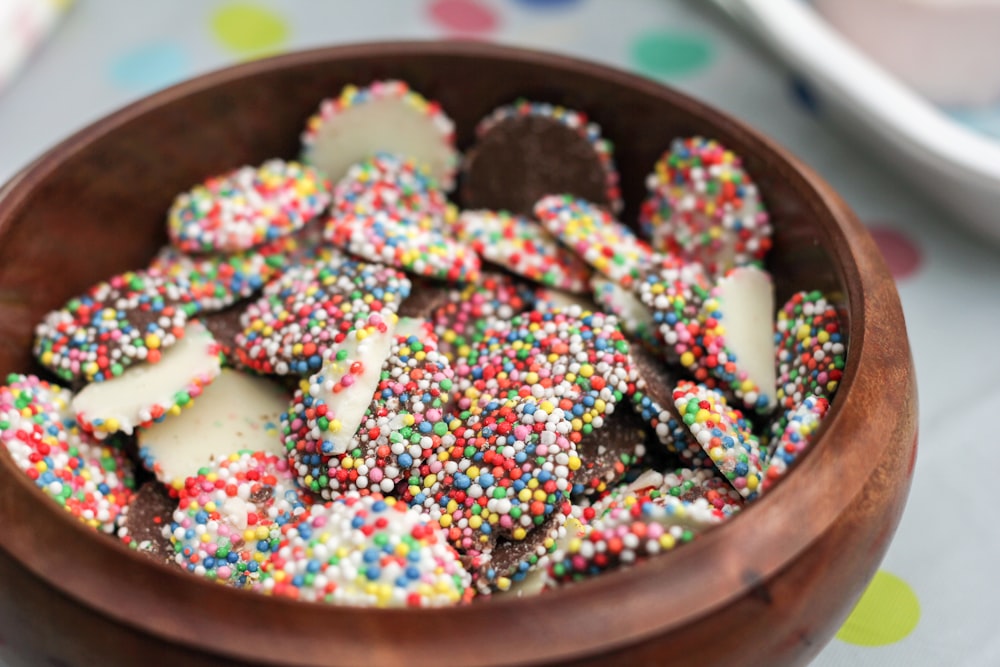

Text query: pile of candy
(1, 80), (846, 606)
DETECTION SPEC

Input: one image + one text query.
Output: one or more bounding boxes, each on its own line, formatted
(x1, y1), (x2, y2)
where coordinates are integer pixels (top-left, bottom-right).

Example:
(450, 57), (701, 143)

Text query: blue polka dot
(109, 43), (190, 94)
(511, 0), (581, 8)
(790, 74), (821, 114)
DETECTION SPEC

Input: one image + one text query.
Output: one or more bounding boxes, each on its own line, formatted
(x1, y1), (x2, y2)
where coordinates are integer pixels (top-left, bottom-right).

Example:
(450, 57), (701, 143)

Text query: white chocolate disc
(137, 369), (289, 487)
(302, 82), (458, 189)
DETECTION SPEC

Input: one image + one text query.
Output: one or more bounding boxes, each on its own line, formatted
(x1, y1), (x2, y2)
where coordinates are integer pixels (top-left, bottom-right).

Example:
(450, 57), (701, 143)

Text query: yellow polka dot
(836, 570), (920, 646)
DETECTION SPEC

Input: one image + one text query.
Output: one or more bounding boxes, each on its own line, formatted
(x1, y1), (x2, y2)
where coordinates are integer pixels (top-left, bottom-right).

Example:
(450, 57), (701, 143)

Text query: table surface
(1, 1), (998, 665)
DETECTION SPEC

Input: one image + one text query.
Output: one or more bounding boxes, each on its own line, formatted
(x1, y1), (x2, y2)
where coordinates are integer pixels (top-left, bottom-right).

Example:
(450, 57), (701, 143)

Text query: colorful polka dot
(631, 31), (714, 78)
(836, 570), (920, 646)
(789, 74), (821, 114)
(869, 225), (923, 281)
(210, 3), (289, 57)
(428, 0), (499, 34)
(108, 42), (190, 94)
(511, 0), (582, 8)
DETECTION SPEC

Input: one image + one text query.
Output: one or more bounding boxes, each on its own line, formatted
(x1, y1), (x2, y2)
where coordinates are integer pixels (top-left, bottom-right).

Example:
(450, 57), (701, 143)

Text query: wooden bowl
(0, 41), (917, 667)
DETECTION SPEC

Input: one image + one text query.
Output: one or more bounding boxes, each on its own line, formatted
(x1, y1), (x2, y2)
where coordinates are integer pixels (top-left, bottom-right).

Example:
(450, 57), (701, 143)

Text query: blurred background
(1, 1), (998, 665)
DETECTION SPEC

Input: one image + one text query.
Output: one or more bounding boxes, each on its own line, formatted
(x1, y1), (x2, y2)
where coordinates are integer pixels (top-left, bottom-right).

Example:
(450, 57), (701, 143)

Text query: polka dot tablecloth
(1, 1), (998, 665)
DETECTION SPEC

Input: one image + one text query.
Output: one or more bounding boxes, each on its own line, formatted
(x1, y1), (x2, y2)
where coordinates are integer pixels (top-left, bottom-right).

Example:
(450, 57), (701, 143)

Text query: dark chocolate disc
(460, 113), (615, 217)
(117, 482), (177, 565)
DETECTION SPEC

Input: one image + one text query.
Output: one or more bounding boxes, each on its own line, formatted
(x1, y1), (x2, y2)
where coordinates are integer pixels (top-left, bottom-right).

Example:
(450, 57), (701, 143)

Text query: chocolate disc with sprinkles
(235, 256), (410, 376)
(325, 209), (481, 284)
(148, 233), (301, 312)
(414, 307), (635, 551)
(255, 494), (472, 607)
(460, 100), (622, 217)
(282, 313), (397, 496)
(774, 290), (846, 411)
(572, 402), (649, 498)
(301, 80), (459, 190)
(672, 380), (764, 499)
(167, 450), (307, 588)
(452, 209), (592, 293)
(72, 320), (223, 440)
(590, 275), (659, 349)
(633, 255), (713, 367)
(549, 492), (725, 584)
(534, 195), (654, 289)
(466, 510), (566, 595)
(342, 333), (456, 496)
(762, 394), (830, 493)
(1, 374), (135, 534)
(168, 159), (332, 254)
(429, 273), (537, 363)
(332, 152), (451, 222)
(411, 393), (582, 554)
(628, 346), (707, 468)
(34, 270), (198, 384)
(638, 136), (772, 277)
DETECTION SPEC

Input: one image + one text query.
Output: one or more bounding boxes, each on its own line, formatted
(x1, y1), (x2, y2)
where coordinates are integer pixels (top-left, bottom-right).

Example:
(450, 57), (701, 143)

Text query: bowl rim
(0, 39), (915, 666)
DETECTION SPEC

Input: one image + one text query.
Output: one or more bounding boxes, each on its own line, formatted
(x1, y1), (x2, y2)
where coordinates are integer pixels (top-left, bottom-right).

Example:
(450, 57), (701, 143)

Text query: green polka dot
(211, 3), (289, 57)
(631, 31), (714, 78)
(836, 570), (920, 646)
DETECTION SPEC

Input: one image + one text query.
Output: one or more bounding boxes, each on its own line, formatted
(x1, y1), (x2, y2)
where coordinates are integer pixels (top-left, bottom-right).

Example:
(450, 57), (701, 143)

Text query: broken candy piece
(73, 320), (222, 439)
(137, 368), (288, 489)
(117, 482), (177, 564)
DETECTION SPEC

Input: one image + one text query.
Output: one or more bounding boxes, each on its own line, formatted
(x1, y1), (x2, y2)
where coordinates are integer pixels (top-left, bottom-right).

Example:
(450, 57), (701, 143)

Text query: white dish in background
(708, 0), (1000, 244)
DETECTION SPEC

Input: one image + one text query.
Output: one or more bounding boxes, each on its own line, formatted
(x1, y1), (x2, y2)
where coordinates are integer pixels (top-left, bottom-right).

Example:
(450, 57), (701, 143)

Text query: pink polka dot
(428, 0), (499, 34)
(869, 225), (923, 280)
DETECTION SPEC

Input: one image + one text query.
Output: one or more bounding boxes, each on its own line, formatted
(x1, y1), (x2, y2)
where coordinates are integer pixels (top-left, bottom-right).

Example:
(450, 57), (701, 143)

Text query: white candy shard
(304, 318), (397, 456)
(708, 266), (777, 412)
(72, 321), (221, 439)
(137, 368), (288, 486)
